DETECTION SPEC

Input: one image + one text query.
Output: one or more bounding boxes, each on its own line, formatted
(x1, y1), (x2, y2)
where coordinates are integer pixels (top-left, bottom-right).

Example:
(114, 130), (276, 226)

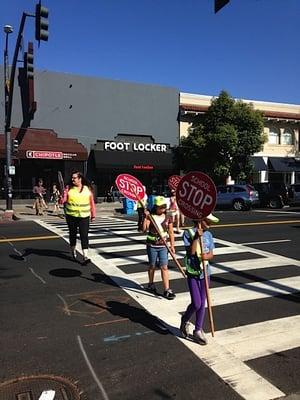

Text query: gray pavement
(0, 199), (125, 220)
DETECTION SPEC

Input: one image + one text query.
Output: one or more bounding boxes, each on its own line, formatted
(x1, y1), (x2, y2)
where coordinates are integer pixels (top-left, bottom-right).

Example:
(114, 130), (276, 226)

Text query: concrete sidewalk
(0, 199), (127, 221)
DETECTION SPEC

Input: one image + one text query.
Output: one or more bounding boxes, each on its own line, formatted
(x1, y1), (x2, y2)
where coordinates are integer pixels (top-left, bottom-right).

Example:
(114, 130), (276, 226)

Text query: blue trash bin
(147, 195), (156, 211)
(122, 198), (135, 215)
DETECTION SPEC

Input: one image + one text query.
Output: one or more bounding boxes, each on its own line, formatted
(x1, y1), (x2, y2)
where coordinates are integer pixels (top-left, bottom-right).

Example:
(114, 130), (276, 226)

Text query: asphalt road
(0, 208), (299, 400)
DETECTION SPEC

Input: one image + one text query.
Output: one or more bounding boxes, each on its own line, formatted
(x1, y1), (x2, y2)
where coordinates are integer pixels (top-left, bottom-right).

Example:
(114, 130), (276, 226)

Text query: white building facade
(179, 92), (300, 184)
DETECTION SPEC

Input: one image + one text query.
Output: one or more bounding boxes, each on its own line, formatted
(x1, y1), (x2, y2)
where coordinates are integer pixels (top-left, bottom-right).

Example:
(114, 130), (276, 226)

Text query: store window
(281, 129), (293, 145)
(268, 127), (280, 144)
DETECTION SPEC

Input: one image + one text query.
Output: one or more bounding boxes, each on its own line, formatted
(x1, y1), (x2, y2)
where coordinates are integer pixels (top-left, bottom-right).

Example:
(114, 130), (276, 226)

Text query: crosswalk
(37, 216), (300, 400)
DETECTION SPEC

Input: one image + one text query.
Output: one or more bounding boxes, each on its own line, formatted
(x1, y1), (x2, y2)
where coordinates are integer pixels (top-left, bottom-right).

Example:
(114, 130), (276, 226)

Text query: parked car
(253, 182), (289, 209)
(216, 184), (259, 211)
(288, 184), (300, 206)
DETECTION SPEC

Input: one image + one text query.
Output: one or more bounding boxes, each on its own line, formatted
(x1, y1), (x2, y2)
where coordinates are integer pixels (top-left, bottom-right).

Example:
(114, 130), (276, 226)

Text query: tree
(177, 91), (265, 184)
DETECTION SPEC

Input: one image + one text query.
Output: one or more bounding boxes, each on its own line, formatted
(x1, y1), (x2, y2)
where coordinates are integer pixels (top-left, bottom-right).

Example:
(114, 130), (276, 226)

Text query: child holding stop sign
(180, 214), (219, 344)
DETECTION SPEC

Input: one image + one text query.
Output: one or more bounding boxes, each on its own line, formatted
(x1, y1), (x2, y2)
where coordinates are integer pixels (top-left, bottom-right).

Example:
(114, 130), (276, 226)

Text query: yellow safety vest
(65, 186), (91, 218)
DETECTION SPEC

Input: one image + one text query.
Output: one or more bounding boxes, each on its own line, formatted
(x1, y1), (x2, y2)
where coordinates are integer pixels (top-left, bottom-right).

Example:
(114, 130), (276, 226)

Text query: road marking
(103, 330), (153, 343)
(38, 391), (55, 400)
(0, 235), (58, 243)
(215, 315), (300, 361)
(37, 218), (297, 400)
(172, 275), (300, 310)
(240, 239), (291, 245)
(56, 294), (71, 316)
(84, 318), (128, 327)
(213, 219), (300, 228)
(29, 267), (46, 284)
(254, 209), (300, 215)
(77, 335), (110, 400)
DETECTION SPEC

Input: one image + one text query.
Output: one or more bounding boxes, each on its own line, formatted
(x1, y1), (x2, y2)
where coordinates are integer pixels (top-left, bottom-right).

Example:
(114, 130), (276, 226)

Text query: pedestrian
(142, 195), (176, 299)
(32, 179), (47, 215)
(62, 171), (96, 265)
(168, 189), (181, 234)
(137, 186), (148, 232)
(50, 183), (61, 214)
(180, 213), (219, 345)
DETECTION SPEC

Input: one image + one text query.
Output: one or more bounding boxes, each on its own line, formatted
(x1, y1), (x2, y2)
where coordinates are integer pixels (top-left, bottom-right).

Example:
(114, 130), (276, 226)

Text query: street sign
(9, 165), (15, 175)
(115, 173), (145, 201)
(168, 175), (182, 191)
(176, 171), (217, 219)
(26, 150), (63, 159)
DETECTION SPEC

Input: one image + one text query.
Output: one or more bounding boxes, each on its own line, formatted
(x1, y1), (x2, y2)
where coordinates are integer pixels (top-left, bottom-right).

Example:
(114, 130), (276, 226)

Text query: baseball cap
(154, 196), (167, 207)
(205, 213), (219, 224)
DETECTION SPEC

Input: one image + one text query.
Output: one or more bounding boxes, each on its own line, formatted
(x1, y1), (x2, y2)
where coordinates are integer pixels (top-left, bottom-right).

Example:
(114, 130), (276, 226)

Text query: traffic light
(24, 42), (34, 79)
(35, 2), (49, 42)
(12, 139), (19, 154)
(215, 0), (230, 13)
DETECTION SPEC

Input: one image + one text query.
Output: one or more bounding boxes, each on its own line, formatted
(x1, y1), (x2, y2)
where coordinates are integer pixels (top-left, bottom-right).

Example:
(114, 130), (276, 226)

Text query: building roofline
(180, 92), (300, 109)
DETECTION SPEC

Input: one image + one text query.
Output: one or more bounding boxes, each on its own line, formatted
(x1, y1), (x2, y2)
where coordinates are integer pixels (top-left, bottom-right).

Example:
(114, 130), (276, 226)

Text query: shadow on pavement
(81, 298), (170, 335)
(49, 268), (82, 278)
(10, 248), (74, 262)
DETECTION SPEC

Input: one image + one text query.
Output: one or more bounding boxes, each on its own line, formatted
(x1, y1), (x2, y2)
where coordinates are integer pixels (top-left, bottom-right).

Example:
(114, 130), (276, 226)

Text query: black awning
(268, 157), (300, 172)
(92, 149), (174, 170)
(251, 157), (267, 171)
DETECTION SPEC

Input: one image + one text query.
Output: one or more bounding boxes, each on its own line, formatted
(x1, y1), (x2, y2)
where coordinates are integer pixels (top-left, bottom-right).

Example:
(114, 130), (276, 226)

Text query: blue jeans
(147, 245), (168, 267)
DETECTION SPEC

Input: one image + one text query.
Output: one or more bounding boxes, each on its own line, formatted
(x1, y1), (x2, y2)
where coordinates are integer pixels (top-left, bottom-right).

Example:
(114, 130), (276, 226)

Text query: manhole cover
(0, 375), (82, 399)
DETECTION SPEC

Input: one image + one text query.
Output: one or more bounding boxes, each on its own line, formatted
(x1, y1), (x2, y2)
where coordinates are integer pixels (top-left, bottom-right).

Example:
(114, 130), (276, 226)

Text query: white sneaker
(193, 329), (208, 345)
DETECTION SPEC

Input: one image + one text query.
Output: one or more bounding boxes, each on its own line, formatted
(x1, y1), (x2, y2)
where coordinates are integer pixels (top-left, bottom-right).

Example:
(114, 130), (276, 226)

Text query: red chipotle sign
(26, 150), (78, 160)
(26, 150), (63, 159)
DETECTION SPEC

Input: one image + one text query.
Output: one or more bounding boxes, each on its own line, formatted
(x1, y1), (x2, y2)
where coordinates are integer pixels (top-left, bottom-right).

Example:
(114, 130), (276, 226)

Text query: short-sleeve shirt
(182, 228), (215, 279)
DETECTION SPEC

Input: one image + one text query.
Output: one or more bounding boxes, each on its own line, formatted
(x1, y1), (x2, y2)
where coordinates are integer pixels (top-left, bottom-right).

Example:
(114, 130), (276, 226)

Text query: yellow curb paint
(184, 219), (300, 229)
(213, 219), (300, 228)
(0, 235), (59, 243)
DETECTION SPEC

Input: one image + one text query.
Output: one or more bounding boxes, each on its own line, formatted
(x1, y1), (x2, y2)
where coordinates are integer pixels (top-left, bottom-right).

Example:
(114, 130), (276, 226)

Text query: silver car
(216, 184), (260, 211)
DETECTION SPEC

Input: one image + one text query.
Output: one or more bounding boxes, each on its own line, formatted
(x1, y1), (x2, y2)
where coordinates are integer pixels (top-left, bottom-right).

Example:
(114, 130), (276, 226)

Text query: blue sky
(2, 0), (300, 104)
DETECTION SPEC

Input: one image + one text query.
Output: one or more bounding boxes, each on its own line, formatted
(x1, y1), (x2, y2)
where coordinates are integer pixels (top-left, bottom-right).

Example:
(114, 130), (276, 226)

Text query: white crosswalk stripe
(37, 216), (300, 400)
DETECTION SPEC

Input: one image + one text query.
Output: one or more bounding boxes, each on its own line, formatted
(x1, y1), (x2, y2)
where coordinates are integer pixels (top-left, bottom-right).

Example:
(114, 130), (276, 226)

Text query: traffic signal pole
(3, 13), (33, 216)
(3, 4), (48, 219)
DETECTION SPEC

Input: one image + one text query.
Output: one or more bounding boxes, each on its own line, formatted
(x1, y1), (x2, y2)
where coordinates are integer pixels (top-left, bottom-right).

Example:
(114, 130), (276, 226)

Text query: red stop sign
(115, 174), (145, 201)
(168, 175), (182, 191)
(176, 171), (217, 220)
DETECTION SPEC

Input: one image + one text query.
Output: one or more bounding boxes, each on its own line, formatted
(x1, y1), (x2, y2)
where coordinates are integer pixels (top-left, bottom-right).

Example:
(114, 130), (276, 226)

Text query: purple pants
(182, 276), (209, 331)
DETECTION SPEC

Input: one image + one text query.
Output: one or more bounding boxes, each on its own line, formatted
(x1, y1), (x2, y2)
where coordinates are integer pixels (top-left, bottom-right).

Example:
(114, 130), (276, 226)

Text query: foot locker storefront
(89, 134), (177, 196)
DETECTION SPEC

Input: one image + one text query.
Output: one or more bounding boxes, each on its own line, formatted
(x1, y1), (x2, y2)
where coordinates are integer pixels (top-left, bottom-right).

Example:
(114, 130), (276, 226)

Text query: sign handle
(135, 196), (186, 278)
(198, 233), (215, 337)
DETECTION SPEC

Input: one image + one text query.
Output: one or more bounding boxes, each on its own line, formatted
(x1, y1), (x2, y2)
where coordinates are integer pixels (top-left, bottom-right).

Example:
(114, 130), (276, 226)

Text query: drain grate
(0, 375), (83, 400)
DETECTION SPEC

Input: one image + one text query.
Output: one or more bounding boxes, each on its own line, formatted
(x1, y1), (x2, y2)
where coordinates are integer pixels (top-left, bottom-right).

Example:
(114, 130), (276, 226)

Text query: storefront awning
(0, 127), (88, 161)
(268, 157), (300, 172)
(251, 156), (267, 171)
(93, 149), (174, 170)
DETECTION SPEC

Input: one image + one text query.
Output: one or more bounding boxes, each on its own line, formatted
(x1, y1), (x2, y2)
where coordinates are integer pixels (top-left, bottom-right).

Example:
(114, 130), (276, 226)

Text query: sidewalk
(0, 199), (126, 221)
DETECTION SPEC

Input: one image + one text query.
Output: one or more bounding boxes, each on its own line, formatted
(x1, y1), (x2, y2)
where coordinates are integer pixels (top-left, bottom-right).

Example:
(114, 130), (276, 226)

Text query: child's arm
(142, 210), (151, 233)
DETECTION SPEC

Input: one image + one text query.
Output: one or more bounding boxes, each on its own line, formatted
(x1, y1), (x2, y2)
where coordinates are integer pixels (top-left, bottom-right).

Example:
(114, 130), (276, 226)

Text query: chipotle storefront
(88, 134), (177, 196)
(0, 127), (88, 199)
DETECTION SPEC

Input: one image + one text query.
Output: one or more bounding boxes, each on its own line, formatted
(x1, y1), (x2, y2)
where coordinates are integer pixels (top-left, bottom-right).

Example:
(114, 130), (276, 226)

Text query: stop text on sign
(168, 175), (181, 191)
(115, 173), (145, 202)
(176, 171), (217, 220)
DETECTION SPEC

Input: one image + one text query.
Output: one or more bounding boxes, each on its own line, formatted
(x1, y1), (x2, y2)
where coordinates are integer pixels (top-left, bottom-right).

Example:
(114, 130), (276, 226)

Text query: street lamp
(3, 24), (14, 215)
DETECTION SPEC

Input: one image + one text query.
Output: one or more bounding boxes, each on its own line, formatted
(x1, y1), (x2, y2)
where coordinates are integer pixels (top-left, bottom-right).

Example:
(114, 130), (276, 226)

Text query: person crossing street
(142, 196), (176, 299)
(62, 171), (96, 265)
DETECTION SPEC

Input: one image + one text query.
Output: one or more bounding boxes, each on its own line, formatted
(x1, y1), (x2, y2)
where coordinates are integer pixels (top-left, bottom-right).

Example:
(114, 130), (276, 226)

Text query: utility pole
(3, 3), (49, 220)
(3, 24), (14, 218)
